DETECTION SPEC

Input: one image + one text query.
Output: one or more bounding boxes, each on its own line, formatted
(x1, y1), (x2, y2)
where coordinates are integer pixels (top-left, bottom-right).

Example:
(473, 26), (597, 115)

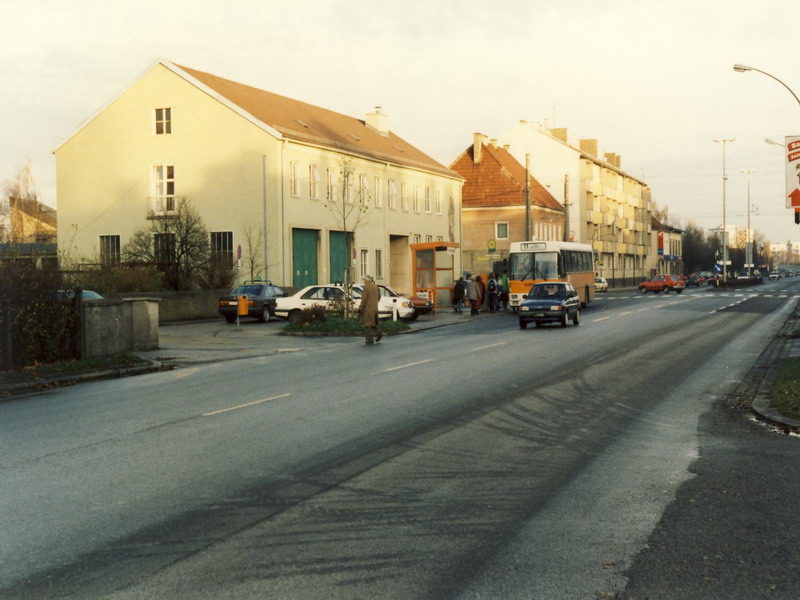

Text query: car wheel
(573, 309), (580, 326)
(639, 286), (648, 294)
(560, 313), (568, 328)
(258, 306), (270, 322)
(519, 320), (528, 330)
(288, 310), (303, 325)
(663, 286), (670, 294)
(676, 289), (683, 294)
(224, 314), (236, 323)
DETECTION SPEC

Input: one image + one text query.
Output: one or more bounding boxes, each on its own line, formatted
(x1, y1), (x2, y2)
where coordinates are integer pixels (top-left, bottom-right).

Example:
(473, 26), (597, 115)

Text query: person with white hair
(357, 275), (382, 344)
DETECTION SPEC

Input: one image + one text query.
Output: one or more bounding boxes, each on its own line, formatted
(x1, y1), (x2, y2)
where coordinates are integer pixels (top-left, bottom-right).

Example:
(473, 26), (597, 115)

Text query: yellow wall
(56, 62), (462, 290)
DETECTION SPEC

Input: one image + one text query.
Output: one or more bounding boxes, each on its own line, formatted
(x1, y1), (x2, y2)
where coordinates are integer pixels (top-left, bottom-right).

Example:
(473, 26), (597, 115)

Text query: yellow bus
(507, 241), (596, 309)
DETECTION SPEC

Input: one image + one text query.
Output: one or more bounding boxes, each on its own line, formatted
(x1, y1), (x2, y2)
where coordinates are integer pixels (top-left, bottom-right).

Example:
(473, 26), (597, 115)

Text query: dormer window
(155, 107), (171, 135)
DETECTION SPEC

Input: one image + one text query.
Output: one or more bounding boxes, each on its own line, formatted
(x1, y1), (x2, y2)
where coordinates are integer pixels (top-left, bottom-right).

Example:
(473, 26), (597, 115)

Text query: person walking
(466, 275), (479, 315)
(486, 273), (499, 312)
(500, 270), (510, 311)
(358, 275), (382, 344)
(452, 277), (466, 313)
(475, 275), (486, 313)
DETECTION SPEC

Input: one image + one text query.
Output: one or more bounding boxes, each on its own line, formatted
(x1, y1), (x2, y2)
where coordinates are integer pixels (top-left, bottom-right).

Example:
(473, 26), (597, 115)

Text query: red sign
(789, 189), (800, 207)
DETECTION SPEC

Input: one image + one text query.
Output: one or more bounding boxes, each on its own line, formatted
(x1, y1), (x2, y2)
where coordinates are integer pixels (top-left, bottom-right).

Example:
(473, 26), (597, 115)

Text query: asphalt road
(2, 279), (799, 599)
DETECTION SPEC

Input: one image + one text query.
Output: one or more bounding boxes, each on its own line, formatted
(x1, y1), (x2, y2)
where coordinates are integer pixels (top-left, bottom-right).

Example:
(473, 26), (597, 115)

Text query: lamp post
(740, 168), (757, 277)
(733, 64), (800, 108)
(713, 138), (735, 282)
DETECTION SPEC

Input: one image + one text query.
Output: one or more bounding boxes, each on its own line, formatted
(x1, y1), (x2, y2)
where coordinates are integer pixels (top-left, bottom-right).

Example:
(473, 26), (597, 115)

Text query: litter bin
(237, 295), (249, 317)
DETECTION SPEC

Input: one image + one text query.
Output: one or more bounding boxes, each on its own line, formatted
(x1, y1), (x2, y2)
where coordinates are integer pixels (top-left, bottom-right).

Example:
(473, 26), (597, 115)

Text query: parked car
(518, 282), (581, 329)
(218, 281), (285, 323)
(769, 271), (781, 280)
(376, 284), (433, 320)
(56, 289), (103, 300)
(638, 274), (685, 294)
(275, 284), (414, 324)
(352, 284), (415, 321)
(594, 276), (608, 293)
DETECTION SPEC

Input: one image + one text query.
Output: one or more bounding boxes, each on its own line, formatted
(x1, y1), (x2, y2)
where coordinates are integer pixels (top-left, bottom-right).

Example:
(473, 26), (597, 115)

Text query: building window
(388, 179), (398, 209)
(359, 174), (369, 205)
(309, 165), (320, 199)
(374, 176), (382, 208)
(327, 168), (335, 200)
(153, 164), (175, 212)
(155, 107), (171, 135)
(289, 162), (299, 196)
(375, 248), (383, 279)
(99, 235), (120, 267)
(424, 187), (431, 213)
(496, 222), (509, 240)
(413, 186), (420, 212)
(426, 235), (433, 242)
(435, 189), (442, 214)
(360, 248), (369, 277)
(211, 231), (234, 270)
(437, 236), (443, 241)
(413, 234), (421, 244)
(401, 182), (408, 211)
(154, 232), (176, 267)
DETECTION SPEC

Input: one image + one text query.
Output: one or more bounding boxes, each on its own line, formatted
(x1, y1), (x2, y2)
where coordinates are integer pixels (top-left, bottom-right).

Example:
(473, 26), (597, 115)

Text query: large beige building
(55, 60), (463, 293)
(502, 122), (654, 286)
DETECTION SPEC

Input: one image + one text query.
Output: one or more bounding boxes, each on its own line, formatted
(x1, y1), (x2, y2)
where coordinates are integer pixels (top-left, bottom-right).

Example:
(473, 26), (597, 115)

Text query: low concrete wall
(82, 298), (160, 359)
(107, 289), (225, 323)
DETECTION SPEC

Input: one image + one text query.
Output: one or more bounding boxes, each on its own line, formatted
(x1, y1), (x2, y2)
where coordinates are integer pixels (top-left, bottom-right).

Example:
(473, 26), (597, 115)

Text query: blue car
(518, 282), (581, 329)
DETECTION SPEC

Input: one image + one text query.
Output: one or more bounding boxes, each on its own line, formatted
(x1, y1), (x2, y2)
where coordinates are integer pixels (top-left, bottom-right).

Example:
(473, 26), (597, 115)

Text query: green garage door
(329, 231), (350, 285)
(292, 228), (318, 288)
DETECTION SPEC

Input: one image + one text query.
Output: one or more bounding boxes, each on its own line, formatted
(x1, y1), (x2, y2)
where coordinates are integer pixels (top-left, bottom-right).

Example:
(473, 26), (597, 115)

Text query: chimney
(473, 132), (485, 164)
(551, 128), (568, 143)
(604, 152), (621, 168)
(579, 138), (598, 157)
(503, 144), (510, 152)
(365, 107), (389, 136)
(489, 138), (498, 149)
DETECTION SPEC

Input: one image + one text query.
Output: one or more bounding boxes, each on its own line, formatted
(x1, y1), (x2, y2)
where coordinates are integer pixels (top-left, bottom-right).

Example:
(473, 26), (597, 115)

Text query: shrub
(70, 264), (166, 294)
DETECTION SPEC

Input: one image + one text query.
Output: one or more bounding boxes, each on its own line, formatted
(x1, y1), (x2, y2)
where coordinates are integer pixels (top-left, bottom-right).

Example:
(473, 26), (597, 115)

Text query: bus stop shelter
(410, 242), (459, 312)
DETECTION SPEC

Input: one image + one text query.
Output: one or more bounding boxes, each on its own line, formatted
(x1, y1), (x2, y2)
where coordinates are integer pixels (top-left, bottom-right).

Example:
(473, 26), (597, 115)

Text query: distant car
(218, 282), (285, 323)
(638, 274), (685, 294)
(594, 277), (608, 293)
(769, 271), (781, 280)
(56, 289), (103, 300)
(518, 281), (581, 329)
(685, 274), (701, 287)
(376, 284), (432, 320)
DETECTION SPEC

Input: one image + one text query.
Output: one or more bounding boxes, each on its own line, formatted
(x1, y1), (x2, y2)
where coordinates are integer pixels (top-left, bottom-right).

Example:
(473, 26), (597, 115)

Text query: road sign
(487, 239), (497, 254)
(785, 136), (800, 209)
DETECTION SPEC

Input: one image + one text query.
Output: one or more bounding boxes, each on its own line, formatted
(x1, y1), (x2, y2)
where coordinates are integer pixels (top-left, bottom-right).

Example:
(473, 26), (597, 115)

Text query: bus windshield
(509, 251), (560, 280)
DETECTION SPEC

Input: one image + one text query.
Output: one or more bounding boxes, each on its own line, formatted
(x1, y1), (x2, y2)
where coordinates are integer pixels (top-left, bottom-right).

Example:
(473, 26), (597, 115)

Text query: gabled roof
(56, 59), (459, 180)
(450, 142), (563, 211)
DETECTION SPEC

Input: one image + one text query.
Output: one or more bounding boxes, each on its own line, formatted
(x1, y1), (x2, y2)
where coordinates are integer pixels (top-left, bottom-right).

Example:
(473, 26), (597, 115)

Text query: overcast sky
(3, 0), (799, 243)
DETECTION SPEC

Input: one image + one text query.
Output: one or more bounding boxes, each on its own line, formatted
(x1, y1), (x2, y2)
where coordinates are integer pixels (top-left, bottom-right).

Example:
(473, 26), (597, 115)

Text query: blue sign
(712, 264), (722, 273)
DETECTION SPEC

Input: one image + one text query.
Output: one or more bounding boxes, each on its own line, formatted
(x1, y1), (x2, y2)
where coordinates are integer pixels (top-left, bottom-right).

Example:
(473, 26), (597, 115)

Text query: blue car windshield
(530, 284), (566, 299)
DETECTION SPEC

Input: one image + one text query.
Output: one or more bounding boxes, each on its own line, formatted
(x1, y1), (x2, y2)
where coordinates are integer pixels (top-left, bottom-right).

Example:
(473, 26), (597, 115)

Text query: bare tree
(324, 157), (371, 317)
(123, 198), (211, 290)
(2, 161), (55, 243)
(241, 221), (264, 282)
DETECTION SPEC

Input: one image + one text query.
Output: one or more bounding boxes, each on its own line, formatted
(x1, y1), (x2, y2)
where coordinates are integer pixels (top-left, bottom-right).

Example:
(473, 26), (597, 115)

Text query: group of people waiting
(452, 272), (510, 315)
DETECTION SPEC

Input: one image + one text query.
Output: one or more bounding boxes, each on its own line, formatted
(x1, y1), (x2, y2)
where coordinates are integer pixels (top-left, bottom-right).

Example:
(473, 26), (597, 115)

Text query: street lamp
(740, 169), (757, 277)
(713, 138), (735, 282)
(733, 64), (800, 108)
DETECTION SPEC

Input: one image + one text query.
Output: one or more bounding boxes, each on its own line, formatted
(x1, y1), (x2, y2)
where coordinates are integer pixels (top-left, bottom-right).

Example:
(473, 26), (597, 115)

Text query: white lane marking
(619, 311), (633, 316)
(592, 317), (611, 323)
(203, 393), (292, 417)
(383, 359), (433, 373)
(473, 342), (508, 352)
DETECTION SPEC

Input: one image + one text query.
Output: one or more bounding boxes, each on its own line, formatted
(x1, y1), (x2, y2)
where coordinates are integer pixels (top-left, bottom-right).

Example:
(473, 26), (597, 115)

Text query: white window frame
(152, 164), (175, 213)
(375, 248), (383, 279)
(326, 168), (335, 200)
(289, 161), (299, 197)
(309, 165), (320, 199)
(496, 222), (510, 240)
(360, 248), (369, 277)
(388, 179), (398, 209)
(413, 234), (421, 244)
(374, 176), (382, 208)
(359, 174), (369, 206)
(424, 186), (431, 213)
(435, 190), (442, 214)
(401, 182), (408, 211)
(154, 107), (171, 135)
(413, 185), (420, 212)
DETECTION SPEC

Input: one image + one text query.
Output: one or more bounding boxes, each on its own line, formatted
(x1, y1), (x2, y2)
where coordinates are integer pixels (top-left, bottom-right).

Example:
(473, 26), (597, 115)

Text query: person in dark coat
(475, 275), (486, 313)
(452, 277), (466, 313)
(358, 275), (381, 344)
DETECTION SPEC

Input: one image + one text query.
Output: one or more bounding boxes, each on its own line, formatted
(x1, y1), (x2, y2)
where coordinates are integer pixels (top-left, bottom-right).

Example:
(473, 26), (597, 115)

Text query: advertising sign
(786, 136), (800, 209)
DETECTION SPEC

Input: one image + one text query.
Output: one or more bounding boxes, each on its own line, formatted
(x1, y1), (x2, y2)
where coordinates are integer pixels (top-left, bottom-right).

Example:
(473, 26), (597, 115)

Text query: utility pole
(713, 138), (735, 283)
(740, 169), (757, 277)
(562, 174), (570, 242)
(525, 154), (531, 241)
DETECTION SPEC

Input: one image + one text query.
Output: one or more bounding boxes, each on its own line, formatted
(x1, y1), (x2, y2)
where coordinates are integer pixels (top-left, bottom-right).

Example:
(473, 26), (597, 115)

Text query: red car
(639, 274), (685, 294)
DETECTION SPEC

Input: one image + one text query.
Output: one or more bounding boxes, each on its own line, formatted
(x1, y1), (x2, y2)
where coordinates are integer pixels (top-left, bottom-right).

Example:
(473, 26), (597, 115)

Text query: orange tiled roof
(176, 64), (459, 179)
(450, 143), (563, 211)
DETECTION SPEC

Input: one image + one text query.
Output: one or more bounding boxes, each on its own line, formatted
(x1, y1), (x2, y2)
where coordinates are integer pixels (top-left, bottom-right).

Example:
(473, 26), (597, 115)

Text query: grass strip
(0, 353), (146, 387)
(771, 357), (800, 420)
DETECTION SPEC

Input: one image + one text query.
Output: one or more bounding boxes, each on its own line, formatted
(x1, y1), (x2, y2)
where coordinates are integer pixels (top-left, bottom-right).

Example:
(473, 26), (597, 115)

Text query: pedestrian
(486, 273), (499, 312)
(452, 277), (466, 313)
(358, 275), (382, 344)
(475, 275), (486, 312)
(500, 270), (510, 311)
(466, 275), (479, 315)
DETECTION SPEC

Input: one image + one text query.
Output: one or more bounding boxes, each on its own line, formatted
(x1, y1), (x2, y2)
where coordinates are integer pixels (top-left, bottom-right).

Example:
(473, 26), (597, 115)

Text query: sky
(3, 0), (800, 244)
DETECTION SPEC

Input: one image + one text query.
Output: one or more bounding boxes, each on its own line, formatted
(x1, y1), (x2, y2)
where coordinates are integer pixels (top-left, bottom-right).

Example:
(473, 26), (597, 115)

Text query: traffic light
(796, 208), (800, 224)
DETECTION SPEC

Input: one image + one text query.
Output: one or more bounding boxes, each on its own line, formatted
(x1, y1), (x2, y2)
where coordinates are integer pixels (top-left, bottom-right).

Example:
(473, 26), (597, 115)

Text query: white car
(769, 271), (781, 280)
(275, 284), (413, 324)
(594, 276), (608, 293)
